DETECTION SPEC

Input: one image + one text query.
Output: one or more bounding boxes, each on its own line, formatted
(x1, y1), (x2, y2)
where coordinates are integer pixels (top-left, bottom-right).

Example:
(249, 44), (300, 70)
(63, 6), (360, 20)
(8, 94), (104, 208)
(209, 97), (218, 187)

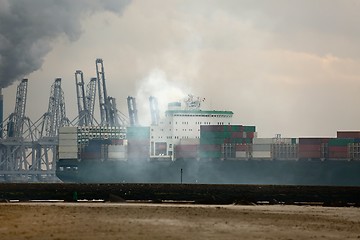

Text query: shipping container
(299, 144), (321, 152)
(299, 138), (331, 145)
(337, 131), (360, 139)
(235, 151), (247, 159)
(243, 126), (256, 132)
(246, 132), (255, 138)
(59, 133), (78, 141)
(298, 151), (321, 159)
(328, 138), (354, 146)
(108, 152), (126, 159)
(252, 144), (271, 151)
(235, 144), (249, 151)
(108, 145), (126, 152)
(59, 146), (78, 153)
(252, 151), (272, 159)
(59, 127), (78, 134)
(175, 144), (198, 152)
(253, 138), (274, 144)
(59, 140), (78, 147)
(59, 152), (78, 159)
(200, 137), (226, 145)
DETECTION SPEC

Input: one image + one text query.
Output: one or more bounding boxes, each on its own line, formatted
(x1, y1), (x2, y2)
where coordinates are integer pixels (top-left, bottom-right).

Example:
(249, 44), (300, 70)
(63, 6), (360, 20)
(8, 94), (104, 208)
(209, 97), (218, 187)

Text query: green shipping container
(243, 126), (256, 132)
(200, 138), (226, 145)
(328, 138), (354, 146)
(200, 131), (232, 139)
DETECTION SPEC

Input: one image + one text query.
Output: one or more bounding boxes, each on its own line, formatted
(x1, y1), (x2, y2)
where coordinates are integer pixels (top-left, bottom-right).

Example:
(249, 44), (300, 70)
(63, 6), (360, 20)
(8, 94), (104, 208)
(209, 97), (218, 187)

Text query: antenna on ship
(184, 94), (204, 110)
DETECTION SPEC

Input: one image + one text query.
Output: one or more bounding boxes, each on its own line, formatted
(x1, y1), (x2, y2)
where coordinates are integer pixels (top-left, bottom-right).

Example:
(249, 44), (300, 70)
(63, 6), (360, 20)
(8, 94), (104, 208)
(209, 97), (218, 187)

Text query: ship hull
(56, 158), (360, 186)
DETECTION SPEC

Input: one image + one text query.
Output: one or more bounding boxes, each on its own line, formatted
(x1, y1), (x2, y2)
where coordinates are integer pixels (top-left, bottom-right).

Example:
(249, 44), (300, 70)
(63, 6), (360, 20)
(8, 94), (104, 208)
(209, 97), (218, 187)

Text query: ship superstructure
(150, 95), (233, 160)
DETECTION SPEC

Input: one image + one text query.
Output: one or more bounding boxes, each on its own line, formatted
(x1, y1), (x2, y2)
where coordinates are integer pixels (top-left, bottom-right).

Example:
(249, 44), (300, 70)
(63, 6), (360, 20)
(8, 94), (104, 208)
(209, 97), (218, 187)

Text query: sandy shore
(0, 203), (359, 240)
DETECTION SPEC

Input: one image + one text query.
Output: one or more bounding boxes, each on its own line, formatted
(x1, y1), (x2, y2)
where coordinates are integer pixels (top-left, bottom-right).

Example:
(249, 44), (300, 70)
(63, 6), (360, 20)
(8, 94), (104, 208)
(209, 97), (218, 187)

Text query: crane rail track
(1, 183), (360, 206)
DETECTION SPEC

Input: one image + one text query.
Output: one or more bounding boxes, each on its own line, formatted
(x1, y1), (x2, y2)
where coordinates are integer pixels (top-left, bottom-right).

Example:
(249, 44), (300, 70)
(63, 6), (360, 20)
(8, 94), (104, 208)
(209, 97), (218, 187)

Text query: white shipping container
(59, 146), (78, 153)
(273, 138), (293, 144)
(108, 145), (126, 152)
(235, 151), (247, 158)
(252, 151), (272, 159)
(108, 152), (126, 159)
(59, 139), (78, 146)
(253, 138), (274, 144)
(59, 134), (78, 141)
(252, 144), (272, 151)
(59, 127), (78, 134)
(59, 152), (78, 159)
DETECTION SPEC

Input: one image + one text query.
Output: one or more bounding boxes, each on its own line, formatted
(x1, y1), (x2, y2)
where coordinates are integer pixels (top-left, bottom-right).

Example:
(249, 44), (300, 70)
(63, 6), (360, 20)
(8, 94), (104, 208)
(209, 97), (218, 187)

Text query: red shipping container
(231, 132), (244, 138)
(337, 131), (360, 139)
(235, 144), (248, 151)
(299, 138), (331, 144)
(299, 144), (321, 152)
(111, 139), (124, 145)
(175, 145), (198, 152)
(299, 151), (321, 159)
(201, 125), (224, 132)
(328, 146), (348, 152)
(329, 152), (348, 159)
(246, 132), (255, 139)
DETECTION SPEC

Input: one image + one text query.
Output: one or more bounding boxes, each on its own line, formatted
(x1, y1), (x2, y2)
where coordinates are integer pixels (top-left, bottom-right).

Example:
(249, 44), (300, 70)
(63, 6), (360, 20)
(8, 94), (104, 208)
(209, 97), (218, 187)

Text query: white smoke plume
(0, 0), (130, 88)
(136, 69), (190, 125)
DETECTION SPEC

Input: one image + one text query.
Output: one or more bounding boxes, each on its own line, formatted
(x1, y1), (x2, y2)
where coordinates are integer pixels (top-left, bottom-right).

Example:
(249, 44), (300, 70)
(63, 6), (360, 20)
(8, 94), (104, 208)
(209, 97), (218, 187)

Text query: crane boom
(86, 77), (97, 125)
(75, 70), (88, 126)
(127, 96), (139, 126)
(7, 79), (28, 137)
(96, 58), (110, 126)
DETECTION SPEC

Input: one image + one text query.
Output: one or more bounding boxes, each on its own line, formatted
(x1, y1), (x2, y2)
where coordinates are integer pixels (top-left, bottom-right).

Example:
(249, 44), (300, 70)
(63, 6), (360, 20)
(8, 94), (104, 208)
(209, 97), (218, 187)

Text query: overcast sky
(2, 0), (360, 138)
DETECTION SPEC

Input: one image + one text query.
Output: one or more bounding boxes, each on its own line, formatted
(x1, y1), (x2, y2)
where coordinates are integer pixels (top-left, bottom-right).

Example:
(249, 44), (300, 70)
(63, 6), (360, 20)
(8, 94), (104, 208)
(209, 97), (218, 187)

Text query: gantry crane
(95, 58), (128, 127)
(27, 78), (71, 181)
(40, 78), (70, 137)
(0, 79), (40, 181)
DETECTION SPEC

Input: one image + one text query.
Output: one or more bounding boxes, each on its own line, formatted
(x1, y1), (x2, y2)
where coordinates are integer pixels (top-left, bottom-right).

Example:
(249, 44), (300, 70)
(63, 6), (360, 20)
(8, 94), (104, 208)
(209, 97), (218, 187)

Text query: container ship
(56, 96), (360, 186)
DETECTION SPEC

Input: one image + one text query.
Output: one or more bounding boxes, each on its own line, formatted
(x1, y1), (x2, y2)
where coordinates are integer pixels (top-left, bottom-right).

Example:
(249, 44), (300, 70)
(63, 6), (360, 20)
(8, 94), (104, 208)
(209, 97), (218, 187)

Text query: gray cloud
(0, 0), (130, 88)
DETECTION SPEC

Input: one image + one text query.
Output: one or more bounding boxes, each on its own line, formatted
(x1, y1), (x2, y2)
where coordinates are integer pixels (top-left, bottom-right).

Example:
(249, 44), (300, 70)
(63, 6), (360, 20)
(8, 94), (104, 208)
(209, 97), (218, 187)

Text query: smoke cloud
(136, 69), (190, 125)
(0, 0), (130, 88)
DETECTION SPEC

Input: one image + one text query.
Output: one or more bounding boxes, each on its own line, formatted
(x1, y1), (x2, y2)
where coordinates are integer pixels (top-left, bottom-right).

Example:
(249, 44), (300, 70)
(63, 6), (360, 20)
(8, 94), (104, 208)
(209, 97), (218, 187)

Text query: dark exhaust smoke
(0, 0), (131, 88)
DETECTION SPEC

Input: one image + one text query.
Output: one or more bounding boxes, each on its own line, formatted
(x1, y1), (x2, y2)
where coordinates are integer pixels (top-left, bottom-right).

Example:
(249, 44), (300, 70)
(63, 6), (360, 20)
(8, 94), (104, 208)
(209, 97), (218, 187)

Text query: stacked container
(127, 127), (150, 160)
(251, 138), (273, 160)
(328, 138), (353, 160)
(199, 125), (256, 159)
(58, 127), (78, 159)
(175, 138), (200, 159)
(337, 132), (360, 160)
(298, 138), (330, 159)
(108, 142), (127, 160)
(272, 138), (298, 160)
(81, 139), (108, 160)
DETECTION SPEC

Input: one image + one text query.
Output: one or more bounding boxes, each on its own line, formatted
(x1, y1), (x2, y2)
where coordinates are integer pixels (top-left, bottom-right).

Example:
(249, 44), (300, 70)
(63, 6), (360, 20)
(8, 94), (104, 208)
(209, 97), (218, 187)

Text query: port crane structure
(0, 58), (129, 182)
